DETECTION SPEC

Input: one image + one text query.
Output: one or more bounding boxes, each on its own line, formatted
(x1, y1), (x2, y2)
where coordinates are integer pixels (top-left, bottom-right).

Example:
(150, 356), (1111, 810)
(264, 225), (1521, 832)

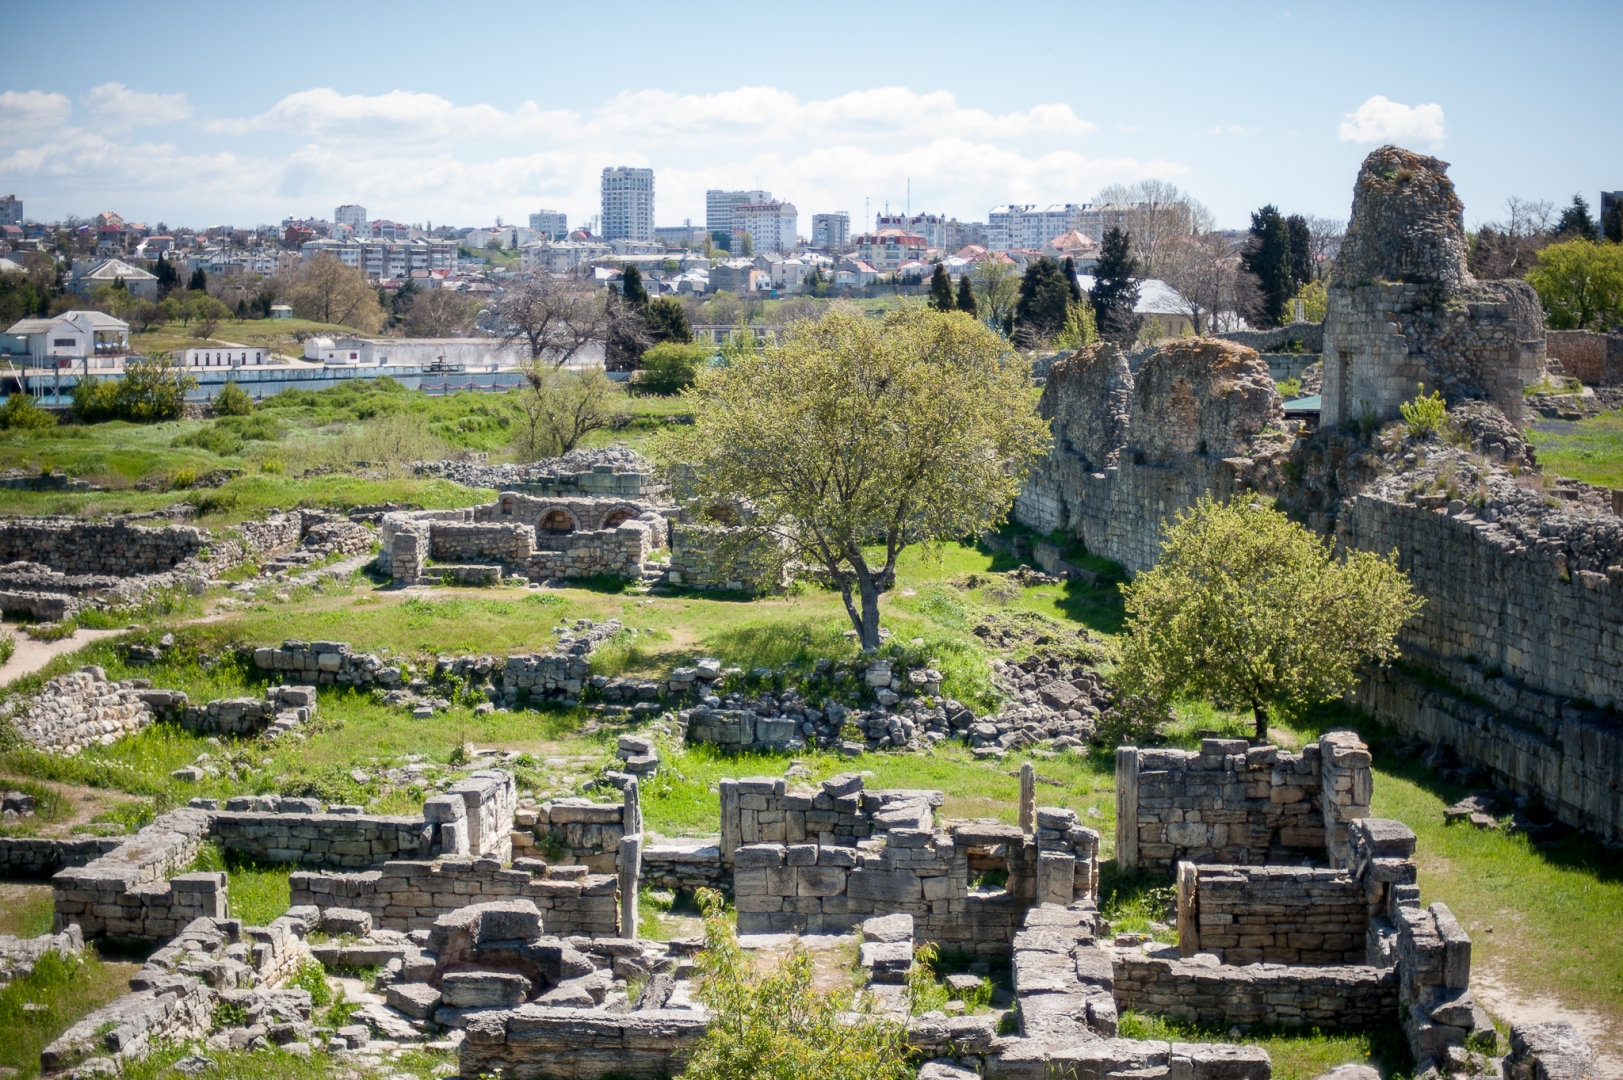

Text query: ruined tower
(1321, 146), (1546, 427)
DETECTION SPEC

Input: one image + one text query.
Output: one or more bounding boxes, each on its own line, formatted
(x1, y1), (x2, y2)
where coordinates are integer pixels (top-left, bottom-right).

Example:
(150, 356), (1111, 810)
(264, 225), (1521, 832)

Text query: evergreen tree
(1556, 195), (1600, 242)
(152, 256), (179, 298)
(622, 264), (649, 308)
(645, 296), (692, 344)
(956, 273), (977, 317)
(188, 267), (207, 293)
(1062, 256), (1082, 303)
(1089, 228), (1142, 347)
(928, 263), (954, 313)
(1240, 205), (1293, 327)
(1013, 256), (1072, 345)
(1286, 214), (1314, 289)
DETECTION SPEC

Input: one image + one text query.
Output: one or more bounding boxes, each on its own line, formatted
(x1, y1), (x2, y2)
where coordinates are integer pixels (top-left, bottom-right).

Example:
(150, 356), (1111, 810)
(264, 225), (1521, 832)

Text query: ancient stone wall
(1112, 953), (1398, 1030)
(459, 1006), (708, 1080)
(208, 808), (430, 867)
(0, 518), (209, 575)
(51, 808), (216, 941)
(525, 520), (657, 582)
(290, 857), (620, 937)
(1547, 328), (1623, 385)
(1177, 865), (1369, 965)
(476, 491), (661, 534)
(664, 521), (787, 593)
(1, 667), (187, 755)
(515, 798), (629, 873)
(0, 835), (122, 879)
(1114, 735), (1372, 872)
(178, 684), (317, 739)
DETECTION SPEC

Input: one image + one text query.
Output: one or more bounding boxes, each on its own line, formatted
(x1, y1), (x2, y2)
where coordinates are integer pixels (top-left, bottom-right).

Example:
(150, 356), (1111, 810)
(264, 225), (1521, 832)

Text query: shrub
(0, 393), (57, 431)
(904, 942), (951, 1015)
(1399, 383), (1448, 439)
(639, 341), (712, 395)
(71, 354), (197, 423)
(213, 380), (255, 416)
(683, 889), (912, 1080)
(0, 632), (13, 667)
(288, 959), (332, 1007)
(171, 468), (196, 490)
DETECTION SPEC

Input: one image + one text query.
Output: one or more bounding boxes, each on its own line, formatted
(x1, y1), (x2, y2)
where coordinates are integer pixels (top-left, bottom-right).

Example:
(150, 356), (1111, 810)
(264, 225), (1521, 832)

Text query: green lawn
(1526, 410), (1623, 489)
(0, 950), (137, 1080)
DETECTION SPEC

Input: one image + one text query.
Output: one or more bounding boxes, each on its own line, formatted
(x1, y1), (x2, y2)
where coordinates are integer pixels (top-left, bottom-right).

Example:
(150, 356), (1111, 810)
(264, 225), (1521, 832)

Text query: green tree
(970, 258), (1021, 331)
(72, 354), (197, 423)
(511, 365), (628, 460)
(1089, 228), (1142, 347)
(644, 295), (692, 344)
(213, 380), (255, 417)
(682, 889), (913, 1080)
(0, 271), (44, 327)
(1013, 256), (1072, 346)
(639, 340), (711, 395)
(286, 253), (385, 331)
(956, 272), (977, 317)
(1527, 238), (1623, 330)
(1052, 298), (1098, 351)
(152, 255), (179, 297)
(621, 264), (649, 308)
(928, 263), (954, 313)
(1286, 213), (1313, 289)
(651, 308), (1050, 647)
(1118, 497), (1422, 743)
(1555, 194), (1600, 242)
(1241, 205), (1293, 327)
(1062, 256), (1083, 303)
(0, 392), (57, 431)
(188, 267), (207, 292)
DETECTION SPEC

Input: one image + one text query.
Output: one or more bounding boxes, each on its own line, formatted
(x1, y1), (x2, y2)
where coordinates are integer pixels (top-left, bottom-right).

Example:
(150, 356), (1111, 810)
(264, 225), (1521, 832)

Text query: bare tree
(403, 289), (477, 337)
(488, 273), (611, 367)
(511, 365), (628, 460)
(1092, 180), (1213, 278)
(970, 257), (1021, 328)
(1303, 216), (1347, 273)
(1157, 232), (1244, 335)
(1469, 197), (1553, 280)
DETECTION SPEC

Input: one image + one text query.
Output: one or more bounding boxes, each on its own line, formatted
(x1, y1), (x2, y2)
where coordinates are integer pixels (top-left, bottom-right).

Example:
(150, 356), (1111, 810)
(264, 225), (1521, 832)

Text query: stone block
(323, 908), (373, 937)
(441, 971), (531, 1008)
(862, 913), (915, 943)
(385, 982), (442, 1020)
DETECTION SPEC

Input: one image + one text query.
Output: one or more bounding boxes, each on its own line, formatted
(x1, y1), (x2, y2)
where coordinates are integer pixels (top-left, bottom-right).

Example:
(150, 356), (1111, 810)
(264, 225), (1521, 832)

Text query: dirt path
(0, 628), (120, 686)
(1472, 964), (1623, 1080)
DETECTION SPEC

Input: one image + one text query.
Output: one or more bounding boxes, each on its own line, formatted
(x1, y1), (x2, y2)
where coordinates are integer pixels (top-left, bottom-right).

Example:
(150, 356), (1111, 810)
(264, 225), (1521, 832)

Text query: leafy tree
(651, 308), (1050, 647)
(511, 365), (627, 459)
(212, 380), (255, 417)
(1117, 497), (1422, 743)
(639, 340), (710, 395)
(1052, 298), (1099, 351)
(805, 265), (831, 298)
(739, 232), (754, 257)
(0, 271), (44, 326)
(0, 392), (57, 431)
(72, 354), (197, 423)
(1526, 238), (1623, 330)
(286, 253), (385, 331)
(189, 294), (233, 338)
(645, 296), (692, 344)
(621, 264), (649, 308)
(152, 255), (179, 298)
(489, 275), (610, 365)
(1013, 256), (1072, 346)
(188, 267), (207, 293)
(683, 889), (913, 1080)
(970, 258), (1020, 330)
(1286, 213), (1313, 289)
(956, 272), (977, 317)
(1555, 194), (1600, 242)
(161, 294), (193, 326)
(1089, 228), (1142, 347)
(1240, 205), (1293, 327)
(928, 263), (954, 313)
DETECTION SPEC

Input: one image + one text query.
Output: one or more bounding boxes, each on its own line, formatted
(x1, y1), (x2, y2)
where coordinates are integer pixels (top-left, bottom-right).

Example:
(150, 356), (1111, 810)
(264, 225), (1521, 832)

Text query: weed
(904, 942), (952, 1015)
(288, 958), (332, 1007)
(1400, 384), (1448, 439)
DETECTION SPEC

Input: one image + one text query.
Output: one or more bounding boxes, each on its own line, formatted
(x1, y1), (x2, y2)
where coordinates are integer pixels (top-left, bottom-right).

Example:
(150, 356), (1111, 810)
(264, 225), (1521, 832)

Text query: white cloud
(0, 90), (72, 140)
(1337, 95), (1445, 145)
(81, 82), (193, 128)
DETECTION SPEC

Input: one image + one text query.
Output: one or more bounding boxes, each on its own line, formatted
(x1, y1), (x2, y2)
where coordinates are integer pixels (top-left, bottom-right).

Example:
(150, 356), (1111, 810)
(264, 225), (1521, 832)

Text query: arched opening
(706, 504), (740, 526)
(499, 496), (516, 517)
(539, 509), (576, 534)
(603, 508), (636, 528)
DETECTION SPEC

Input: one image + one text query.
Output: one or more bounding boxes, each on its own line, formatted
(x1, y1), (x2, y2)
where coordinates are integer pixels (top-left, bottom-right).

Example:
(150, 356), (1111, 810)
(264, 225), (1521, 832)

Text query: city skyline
(0, 0), (1618, 233)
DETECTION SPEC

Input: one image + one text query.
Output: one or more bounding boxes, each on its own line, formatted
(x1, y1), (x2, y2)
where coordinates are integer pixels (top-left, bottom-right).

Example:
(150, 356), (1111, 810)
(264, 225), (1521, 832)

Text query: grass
(114, 1040), (457, 1080)
(0, 949), (137, 1080)
(127, 316), (372, 360)
(1118, 1012), (1405, 1080)
(0, 886), (56, 937)
(1527, 410), (1623, 489)
(191, 842), (293, 927)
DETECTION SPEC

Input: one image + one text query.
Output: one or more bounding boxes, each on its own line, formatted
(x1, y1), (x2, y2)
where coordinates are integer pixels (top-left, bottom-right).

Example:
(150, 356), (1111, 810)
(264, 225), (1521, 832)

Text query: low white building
(2, 310), (130, 361)
(176, 346), (269, 368)
(302, 335), (599, 370)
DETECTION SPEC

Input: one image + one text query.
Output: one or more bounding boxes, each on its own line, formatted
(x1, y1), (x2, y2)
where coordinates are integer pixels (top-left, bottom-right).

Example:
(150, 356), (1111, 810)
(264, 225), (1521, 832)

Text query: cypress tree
(188, 267), (207, 293)
(1062, 256), (1082, 303)
(153, 256), (179, 298)
(956, 273), (977, 317)
(622, 264), (649, 307)
(1240, 206), (1293, 327)
(1089, 228), (1142, 347)
(929, 263), (954, 313)
(645, 296), (691, 344)
(1013, 256), (1072, 345)
(1286, 214), (1313, 289)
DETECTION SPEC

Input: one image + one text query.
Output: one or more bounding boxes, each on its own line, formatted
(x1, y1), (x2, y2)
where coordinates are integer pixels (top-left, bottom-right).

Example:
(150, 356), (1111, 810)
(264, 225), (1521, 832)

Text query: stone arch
(537, 508), (578, 534)
(602, 506), (639, 529)
(705, 503), (740, 526)
(499, 495), (518, 517)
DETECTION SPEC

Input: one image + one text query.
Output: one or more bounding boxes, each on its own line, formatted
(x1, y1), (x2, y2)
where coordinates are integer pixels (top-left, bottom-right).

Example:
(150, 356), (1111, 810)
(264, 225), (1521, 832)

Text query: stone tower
(1321, 146), (1545, 428)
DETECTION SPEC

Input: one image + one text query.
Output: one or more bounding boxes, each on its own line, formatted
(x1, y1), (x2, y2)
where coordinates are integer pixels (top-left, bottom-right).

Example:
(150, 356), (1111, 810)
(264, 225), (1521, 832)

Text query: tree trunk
(1252, 703), (1269, 745)
(856, 571), (882, 649)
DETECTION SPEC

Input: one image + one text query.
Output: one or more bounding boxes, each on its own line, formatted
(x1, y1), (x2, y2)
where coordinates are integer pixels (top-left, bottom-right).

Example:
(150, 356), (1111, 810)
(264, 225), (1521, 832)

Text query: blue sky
(2, 0), (1618, 233)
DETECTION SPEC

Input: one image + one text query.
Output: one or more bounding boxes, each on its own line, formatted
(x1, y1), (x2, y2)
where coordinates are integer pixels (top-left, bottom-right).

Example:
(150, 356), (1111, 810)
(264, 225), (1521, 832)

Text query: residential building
(519, 239), (611, 274)
(1603, 191), (1623, 243)
(67, 258), (159, 300)
(811, 212), (851, 251)
(299, 237), (457, 281)
(463, 226), (542, 250)
(853, 229), (928, 271)
(601, 167), (655, 243)
(770, 258), (811, 291)
(3, 310), (129, 362)
(95, 211), (124, 230)
(944, 219), (987, 250)
(609, 238), (663, 256)
(1086, 204), (1141, 241)
(876, 212), (945, 250)
(334, 204), (368, 230)
(270, 305), (293, 319)
(708, 260), (763, 293)
(1042, 229), (1101, 271)
(706, 189), (770, 249)
(834, 259), (879, 287)
(988, 204), (1095, 251)
(731, 201), (797, 255)
(176, 346), (268, 368)
(529, 210), (568, 240)
(653, 224), (707, 248)
(370, 219), (414, 241)
(0, 196), (21, 227)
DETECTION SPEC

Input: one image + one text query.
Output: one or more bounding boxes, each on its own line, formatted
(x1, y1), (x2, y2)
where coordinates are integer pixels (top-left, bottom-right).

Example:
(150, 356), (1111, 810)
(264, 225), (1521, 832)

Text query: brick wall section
(1112, 953), (1398, 1030)
(1115, 735), (1372, 872)
(1182, 865), (1369, 965)
(290, 857), (620, 936)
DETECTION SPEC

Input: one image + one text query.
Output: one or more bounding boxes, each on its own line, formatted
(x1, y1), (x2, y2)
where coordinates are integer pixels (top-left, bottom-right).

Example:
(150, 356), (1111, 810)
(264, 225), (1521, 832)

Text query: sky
(2, 0), (1619, 235)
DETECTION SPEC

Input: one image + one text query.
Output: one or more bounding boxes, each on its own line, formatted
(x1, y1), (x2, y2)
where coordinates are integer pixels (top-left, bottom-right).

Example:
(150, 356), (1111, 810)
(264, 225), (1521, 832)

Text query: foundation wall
(1113, 953), (1398, 1029)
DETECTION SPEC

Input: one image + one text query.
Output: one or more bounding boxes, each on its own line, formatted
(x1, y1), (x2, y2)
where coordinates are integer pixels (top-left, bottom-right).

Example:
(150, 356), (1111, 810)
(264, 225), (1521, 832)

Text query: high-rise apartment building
(706, 189), (770, 249)
(1603, 191), (1623, 243)
(601, 167), (656, 243)
(944, 219), (988, 250)
(987, 204), (1094, 250)
(334, 204), (368, 230)
(876, 212), (945, 250)
(731, 202), (798, 255)
(529, 210), (568, 240)
(811, 212), (851, 251)
(0, 195), (21, 227)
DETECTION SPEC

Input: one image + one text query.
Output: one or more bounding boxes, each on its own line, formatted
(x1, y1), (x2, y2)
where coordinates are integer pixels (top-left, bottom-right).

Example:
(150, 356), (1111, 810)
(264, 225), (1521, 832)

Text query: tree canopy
(955, 273), (977, 317)
(1117, 497), (1422, 742)
(1089, 228), (1141, 347)
(645, 295), (692, 344)
(1527, 238), (1623, 330)
(1013, 256), (1072, 346)
(1240, 205), (1294, 328)
(489, 274), (611, 365)
(651, 308), (1050, 647)
(286, 253), (384, 331)
(1555, 194), (1600, 242)
(928, 263), (954, 313)
(621, 264), (650, 308)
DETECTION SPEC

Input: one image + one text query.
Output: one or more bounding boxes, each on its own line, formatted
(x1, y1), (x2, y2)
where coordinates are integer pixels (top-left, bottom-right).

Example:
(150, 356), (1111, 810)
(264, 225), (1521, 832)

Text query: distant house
(1042, 229), (1100, 271)
(67, 258), (159, 300)
(3, 310), (130, 362)
(270, 305), (293, 319)
(176, 346), (268, 368)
